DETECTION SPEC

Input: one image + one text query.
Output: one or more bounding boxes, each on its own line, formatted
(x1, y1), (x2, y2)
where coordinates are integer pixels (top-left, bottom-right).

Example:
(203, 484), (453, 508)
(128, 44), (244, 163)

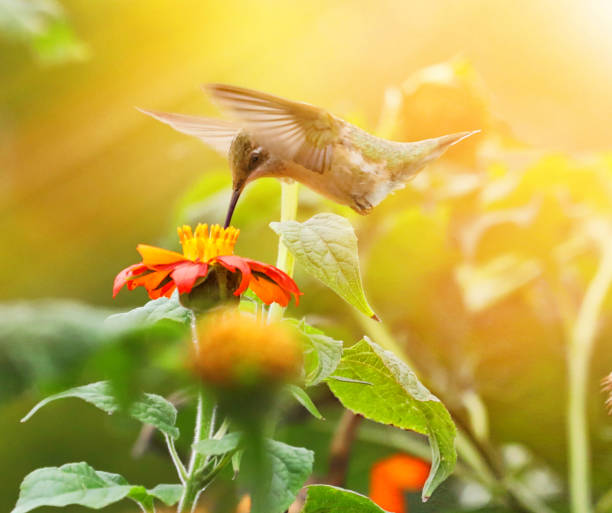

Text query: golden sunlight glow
(177, 224), (239, 262)
(3, 0), (612, 300)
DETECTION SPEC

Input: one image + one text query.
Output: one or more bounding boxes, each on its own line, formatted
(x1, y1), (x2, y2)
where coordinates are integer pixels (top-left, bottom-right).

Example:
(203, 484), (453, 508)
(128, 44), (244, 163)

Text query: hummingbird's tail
(427, 129), (480, 153)
(388, 129), (480, 186)
(404, 129), (480, 170)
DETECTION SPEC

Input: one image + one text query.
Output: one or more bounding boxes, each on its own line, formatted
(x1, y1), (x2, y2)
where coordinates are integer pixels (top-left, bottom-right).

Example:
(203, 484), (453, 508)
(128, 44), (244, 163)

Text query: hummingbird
(140, 84), (478, 227)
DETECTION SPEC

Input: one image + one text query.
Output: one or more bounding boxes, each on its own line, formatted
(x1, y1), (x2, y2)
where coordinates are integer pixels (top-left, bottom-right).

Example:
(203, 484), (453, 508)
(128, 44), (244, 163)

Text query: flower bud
(193, 309), (302, 388)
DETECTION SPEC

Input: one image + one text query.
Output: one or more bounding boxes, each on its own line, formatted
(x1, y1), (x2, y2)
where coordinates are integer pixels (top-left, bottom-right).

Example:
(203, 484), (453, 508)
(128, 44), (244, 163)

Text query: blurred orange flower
(194, 308), (302, 387)
(113, 224), (301, 307)
(370, 454), (430, 513)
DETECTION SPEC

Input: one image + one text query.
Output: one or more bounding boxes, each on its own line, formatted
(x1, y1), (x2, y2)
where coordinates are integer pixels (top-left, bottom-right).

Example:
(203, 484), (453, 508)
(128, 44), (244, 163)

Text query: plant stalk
(177, 316), (216, 513)
(567, 235), (612, 513)
(181, 180), (300, 510)
(165, 434), (187, 484)
(356, 313), (417, 368)
(326, 411), (362, 486)
(268, 180), (299, 322)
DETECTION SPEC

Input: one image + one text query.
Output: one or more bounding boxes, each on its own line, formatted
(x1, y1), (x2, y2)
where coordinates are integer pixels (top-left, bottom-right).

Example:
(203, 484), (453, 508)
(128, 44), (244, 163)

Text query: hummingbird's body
(140, 84), (478, 224)
(251, 124), (453, 213)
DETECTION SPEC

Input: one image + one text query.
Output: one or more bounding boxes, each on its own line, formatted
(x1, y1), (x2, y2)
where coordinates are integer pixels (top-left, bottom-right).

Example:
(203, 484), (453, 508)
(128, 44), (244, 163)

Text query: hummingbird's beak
(224, 187), (243, 228)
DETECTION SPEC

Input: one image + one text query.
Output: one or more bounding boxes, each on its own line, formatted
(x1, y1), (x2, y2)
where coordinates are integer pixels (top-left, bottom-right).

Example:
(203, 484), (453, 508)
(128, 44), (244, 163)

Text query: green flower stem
(461, 389), (490, 443)
(177, 317), (217, 513)
(567, 233), (612, 513)
(454, 431), (499, 492)
(268, 180), (299, 322)
(179, 180), (299, 509)
(165, 434), (188, 484)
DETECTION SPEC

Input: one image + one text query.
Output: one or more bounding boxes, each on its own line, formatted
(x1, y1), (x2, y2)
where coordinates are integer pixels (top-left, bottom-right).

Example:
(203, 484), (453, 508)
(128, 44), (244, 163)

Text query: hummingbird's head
(224, 131), (270, 227)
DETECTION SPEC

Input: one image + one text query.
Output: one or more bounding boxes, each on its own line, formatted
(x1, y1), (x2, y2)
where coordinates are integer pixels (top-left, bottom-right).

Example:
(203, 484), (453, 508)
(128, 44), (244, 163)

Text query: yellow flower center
(177, 224), (239, 262)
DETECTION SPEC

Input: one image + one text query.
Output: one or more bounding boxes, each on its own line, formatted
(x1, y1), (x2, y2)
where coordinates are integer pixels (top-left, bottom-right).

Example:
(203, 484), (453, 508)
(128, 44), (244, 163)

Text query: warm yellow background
(1, 0), (612, 304)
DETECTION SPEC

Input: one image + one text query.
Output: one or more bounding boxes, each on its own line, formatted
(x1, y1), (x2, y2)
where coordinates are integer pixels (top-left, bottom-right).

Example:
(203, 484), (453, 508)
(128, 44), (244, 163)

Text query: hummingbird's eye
(248, 150), (262, 170)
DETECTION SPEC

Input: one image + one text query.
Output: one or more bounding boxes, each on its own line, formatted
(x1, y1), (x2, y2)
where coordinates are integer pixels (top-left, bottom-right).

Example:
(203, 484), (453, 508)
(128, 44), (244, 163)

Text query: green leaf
(32, 19), (89, 65)
(126, 486), (155, 512)
(0, 0), (88, 66)
(21, 381), (180, 439)
(193, 432), (242, 456)
(0, 300), (112, 402)
(148, 484), (184, 506)
(251, 440), (314, 513)
(302, 485), (388, 513)
(11, 462), (156, 513)
(270, 213), (377, 319)
(105, 296), (191, 332)
(287, 384), (324, 420)
(328, 376), (372, 385)
(285, 319), (343, 386)
(326, 338), (456, 500)
(232, 450), (243, 477)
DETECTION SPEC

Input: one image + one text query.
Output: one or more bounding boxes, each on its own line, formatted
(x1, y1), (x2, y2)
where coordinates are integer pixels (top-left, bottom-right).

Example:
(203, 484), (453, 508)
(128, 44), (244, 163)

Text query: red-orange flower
(113, 224), (301, 307)
(370, 454), (430, 513)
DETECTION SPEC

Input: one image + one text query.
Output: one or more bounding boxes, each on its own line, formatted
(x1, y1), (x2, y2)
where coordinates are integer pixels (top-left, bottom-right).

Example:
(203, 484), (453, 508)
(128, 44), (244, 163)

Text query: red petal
(150, 281), (176, 299)
(113, 263), (148, 297)
(248, 274), (291, 306)
(215, 255), (252, 295)
(244, 259), (302, 306)
(171, 261), (209, 294)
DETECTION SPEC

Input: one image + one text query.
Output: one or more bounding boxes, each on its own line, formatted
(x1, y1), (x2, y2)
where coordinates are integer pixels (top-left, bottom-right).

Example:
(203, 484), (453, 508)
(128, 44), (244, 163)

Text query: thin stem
(268, 180), (299, 322)
(186, 320), (207, 476)
(132, 500), (152, 513)
(356, 313), (417, 368)
(177, 317), (216, 513)
(567, 234), (612, 513)
(454, 431), (499, 491)
(326, 411), (362, 486)
(461, 389), (490, 443)
(165, 434), (187, 484)
(207, 405), (218, 438)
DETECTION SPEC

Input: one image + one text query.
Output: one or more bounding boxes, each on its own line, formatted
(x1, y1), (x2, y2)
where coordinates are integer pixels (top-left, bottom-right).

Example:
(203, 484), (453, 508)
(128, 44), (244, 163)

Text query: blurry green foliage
(0, 300), (111, 401)
(0, 296), (191, 407)
(0, 0), (87, 64)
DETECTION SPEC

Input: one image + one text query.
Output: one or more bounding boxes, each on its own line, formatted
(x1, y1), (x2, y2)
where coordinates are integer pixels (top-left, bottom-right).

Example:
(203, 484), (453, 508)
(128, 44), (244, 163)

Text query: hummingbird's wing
(206, 84), (341, 174)
(137, 108), (239, 156)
